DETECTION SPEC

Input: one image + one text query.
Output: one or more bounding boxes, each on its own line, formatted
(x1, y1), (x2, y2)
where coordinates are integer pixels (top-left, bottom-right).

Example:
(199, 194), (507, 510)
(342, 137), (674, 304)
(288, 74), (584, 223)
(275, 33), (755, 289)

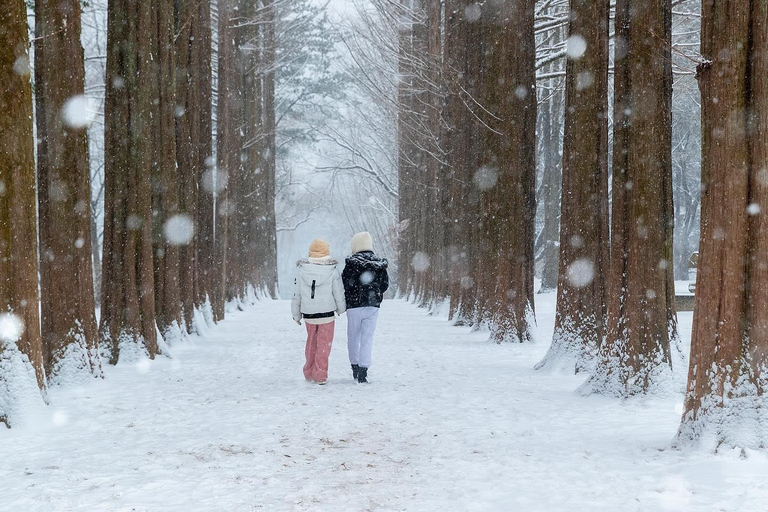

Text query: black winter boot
(357, 367), (368, 383)
(351, 364), (360, 380)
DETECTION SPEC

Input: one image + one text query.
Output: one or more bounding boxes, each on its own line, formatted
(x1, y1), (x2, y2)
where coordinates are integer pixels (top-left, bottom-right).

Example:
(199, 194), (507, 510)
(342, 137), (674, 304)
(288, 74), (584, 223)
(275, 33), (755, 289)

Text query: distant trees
(678, 0), (768, 449)
(0, 0), (46, 426)
(216, 0), (278, 314)
(390, 0), (538, 342)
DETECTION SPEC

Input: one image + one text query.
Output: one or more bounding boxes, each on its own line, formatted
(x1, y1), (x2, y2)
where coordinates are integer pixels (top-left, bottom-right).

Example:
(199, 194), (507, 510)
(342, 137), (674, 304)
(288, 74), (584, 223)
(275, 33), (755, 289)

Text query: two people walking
(291, 232), (389, 384)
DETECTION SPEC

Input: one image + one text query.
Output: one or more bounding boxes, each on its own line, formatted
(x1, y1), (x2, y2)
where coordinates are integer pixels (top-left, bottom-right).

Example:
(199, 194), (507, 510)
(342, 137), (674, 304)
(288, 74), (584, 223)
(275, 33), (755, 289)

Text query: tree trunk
(585, 0), (678, 396)
(538, 25), (565, 295)
(0, 0), (46, 427)
(536, 0), (610, 373)
(34, 0), (101, 381)
(150, 0), (182, 342)
(100, 0), (159, 362)
(262, 0), (278, 298)
(194, 0), (215, 315)
(444, 0), (481, 325)
(397, 0), (415, 299)
(174, 0), (212, 332)
(678, 0), (768, 450)
(477, 0), (537, 343)
(214, 0), (238, 319)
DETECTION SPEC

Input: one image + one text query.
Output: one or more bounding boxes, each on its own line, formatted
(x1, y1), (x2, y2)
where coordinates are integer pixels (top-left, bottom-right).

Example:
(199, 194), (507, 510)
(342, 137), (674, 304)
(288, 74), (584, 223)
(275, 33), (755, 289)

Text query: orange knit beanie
(309, 239), (330, 258)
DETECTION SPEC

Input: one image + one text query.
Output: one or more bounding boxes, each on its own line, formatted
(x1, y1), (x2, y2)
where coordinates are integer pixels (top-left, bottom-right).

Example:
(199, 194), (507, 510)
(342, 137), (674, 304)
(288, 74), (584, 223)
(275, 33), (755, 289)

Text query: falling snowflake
(163, 214), (195, 246)
(465, 4), (482, 22)
(566, 258), (595, 289)
(62, 95), (97, 128)
(412, 252), (430, 273)
(0, 313), (24, 344)
(473, 167), (498, 191)
(566, 35), (587, 60)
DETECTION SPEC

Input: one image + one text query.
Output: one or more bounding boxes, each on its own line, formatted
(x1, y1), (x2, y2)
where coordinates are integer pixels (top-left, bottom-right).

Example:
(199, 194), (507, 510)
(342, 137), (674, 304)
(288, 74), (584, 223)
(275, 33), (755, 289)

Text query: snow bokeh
(473, 166), (498, 191)
(61, 95), (98, 128)
(163, 214), (195, 246)
(412, 251), (430, 273)
(0, 313), (24, 344)
(566, 258), (595, 288)
(565, 34), (587, 59)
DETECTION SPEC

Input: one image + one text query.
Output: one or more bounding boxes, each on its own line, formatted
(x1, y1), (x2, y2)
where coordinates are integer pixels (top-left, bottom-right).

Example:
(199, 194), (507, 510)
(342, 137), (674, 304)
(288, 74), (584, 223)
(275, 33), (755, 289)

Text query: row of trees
(0, 0), (279, 427)
(390, 0), (767, 448)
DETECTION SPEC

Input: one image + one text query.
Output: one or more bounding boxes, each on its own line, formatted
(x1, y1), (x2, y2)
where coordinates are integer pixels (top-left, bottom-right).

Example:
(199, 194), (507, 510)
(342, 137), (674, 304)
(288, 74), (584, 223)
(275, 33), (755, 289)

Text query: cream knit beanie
(308, 239), (330, 258)
(350, 232), (373, 254)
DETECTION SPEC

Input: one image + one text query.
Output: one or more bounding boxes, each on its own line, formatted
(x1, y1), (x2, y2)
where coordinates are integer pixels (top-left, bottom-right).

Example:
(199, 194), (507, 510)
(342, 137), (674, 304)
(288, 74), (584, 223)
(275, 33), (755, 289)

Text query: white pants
(347, 307), (380, 368)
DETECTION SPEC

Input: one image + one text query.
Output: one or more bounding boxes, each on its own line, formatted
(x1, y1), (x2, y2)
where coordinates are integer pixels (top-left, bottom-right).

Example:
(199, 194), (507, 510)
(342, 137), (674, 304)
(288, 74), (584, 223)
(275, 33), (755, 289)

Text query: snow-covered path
(2, 298), (767, 511)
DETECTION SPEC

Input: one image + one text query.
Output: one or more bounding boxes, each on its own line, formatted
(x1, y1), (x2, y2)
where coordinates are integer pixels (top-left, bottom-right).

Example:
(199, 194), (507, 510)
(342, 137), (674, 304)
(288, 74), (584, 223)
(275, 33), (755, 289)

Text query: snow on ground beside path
(2, 294), (768, 512)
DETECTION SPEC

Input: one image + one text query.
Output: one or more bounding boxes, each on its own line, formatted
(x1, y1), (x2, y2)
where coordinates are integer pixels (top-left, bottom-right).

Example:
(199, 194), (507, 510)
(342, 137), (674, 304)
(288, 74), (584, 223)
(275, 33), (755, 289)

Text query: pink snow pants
(303, 321), (335, 382)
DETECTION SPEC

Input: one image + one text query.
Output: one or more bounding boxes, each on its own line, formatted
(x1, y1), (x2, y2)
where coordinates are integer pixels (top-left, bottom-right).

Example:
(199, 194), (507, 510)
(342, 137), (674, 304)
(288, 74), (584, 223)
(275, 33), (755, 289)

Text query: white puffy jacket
(291, 257), (347, 324)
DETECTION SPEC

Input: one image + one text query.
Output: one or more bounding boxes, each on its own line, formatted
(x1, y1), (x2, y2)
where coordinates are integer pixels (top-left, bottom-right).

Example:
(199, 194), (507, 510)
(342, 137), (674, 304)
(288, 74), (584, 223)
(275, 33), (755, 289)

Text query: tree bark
(478, 0), (538, 343)
(262, 0), (278, 298)
(444, 0), (481, 325)
(678, 0), (768, 450)
(536, 0), (610, 373)
(0, 0), (46, 427)
(34, 0), (101, 381)
(100, 0), (159, 362)
(214, 0), (238, 319)
(194, 0), (215, 315)
(585, 0), (678, 396)
(175, 0), (212, 330)
(397, 0), (416, 298)
(151, 0), (182, 341)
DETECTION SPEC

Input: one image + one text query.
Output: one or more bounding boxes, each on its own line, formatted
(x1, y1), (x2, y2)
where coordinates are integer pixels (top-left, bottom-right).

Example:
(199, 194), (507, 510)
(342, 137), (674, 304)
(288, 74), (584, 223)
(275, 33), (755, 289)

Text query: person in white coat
(291, 239), (346, 384)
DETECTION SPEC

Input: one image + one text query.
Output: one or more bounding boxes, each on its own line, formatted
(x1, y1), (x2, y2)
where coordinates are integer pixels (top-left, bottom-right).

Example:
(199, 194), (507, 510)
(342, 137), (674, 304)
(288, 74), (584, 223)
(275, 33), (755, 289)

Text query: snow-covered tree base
(534, 327), (596, 374)
(160, 320), (189, 348)
(677, 394), (768, 453)
(489, 304), (537, 344)
(0, 344), (47, 428)
(48, 332), (103, 387)
(579, 348), (683, 398)
(101, 331), (154, 365)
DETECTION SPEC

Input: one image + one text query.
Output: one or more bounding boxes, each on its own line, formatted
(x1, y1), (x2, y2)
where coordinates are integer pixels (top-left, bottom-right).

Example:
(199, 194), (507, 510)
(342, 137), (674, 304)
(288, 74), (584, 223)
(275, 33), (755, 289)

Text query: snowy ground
(2, 293), (767, 511)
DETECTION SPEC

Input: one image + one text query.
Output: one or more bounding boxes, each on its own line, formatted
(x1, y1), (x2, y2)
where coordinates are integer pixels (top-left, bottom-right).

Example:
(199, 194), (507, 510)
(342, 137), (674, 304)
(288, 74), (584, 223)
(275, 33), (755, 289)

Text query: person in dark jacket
(342, 232), (389, 383)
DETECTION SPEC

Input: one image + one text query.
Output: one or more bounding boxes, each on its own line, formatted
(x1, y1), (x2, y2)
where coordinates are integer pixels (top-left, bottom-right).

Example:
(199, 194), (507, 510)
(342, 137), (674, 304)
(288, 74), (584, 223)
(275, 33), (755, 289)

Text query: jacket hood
(345, 251), (388, 270)
(296, 259), (338, 287)
(296, 258), (338, 267)
(351, 231), (374, 254)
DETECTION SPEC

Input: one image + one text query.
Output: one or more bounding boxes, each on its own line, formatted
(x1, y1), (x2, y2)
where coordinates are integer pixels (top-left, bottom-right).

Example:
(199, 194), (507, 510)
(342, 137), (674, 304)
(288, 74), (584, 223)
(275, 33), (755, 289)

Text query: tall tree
(585, 0), (678, 395)
(396, 0), (417, 298)
(214, 0), (239, 318)
(34, 0), (101, 381)
(477, 0), (538, 343)
(175, 0), (199, 330)
(150, 0), (182, 342)
(536, 0), (610, 372)
(193, 0), (215, 318)
(261, 0), (278, 297)
(444, 0), (482, 325)
(678, 0), (768, 449)
(0, 0), (46, 426)
(100, 0), (158, 362)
